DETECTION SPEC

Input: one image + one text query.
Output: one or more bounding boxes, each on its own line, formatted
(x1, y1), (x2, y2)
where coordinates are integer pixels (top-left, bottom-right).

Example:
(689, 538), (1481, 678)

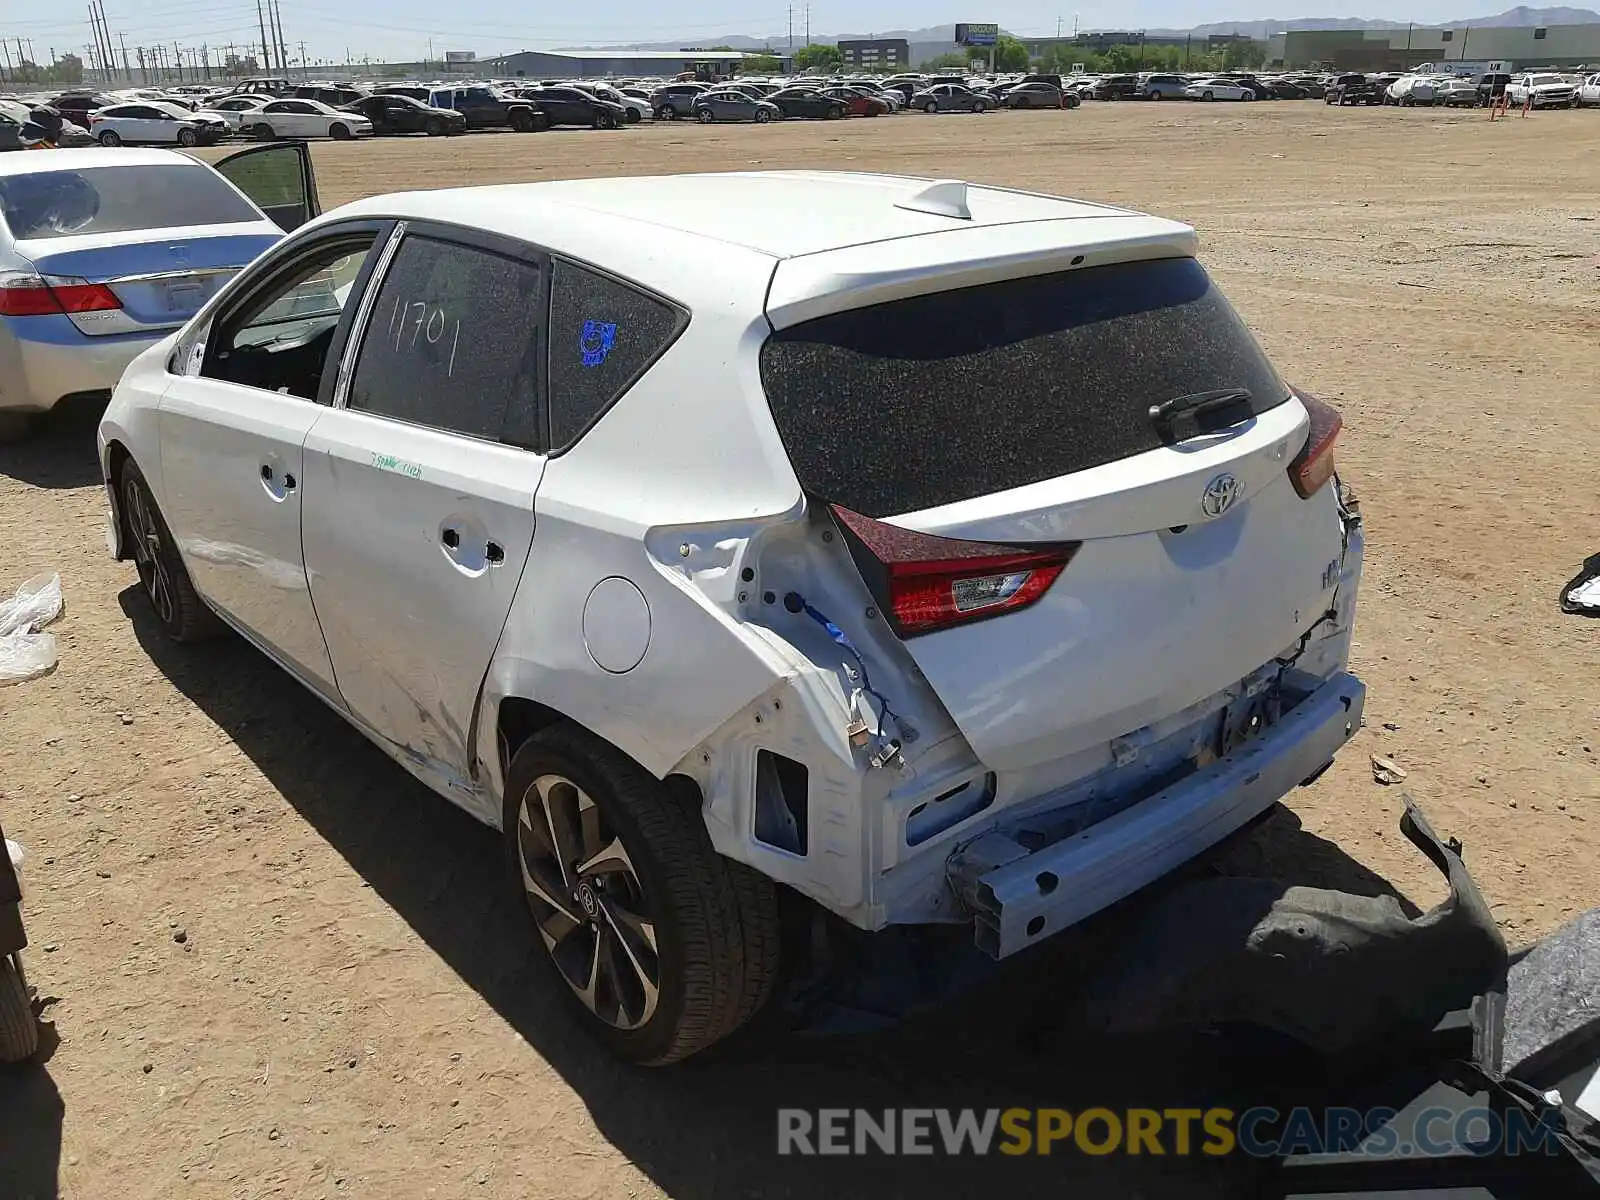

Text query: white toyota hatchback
(99, 171), (1366, 1063)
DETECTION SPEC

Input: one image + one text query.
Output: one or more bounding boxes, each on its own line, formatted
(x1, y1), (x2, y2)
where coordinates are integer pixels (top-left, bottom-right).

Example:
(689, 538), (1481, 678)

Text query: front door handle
(441, 528), (460, 550)
(485, 540), (504, 565)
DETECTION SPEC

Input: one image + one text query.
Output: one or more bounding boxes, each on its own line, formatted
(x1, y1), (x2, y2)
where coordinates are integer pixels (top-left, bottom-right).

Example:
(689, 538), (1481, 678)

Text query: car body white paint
(99, 170), (1365, 957)
(1506, 72), (1577, 107)
(1184, 79), (1256, 101)
(250, 98), (373, 139)
(1580, 73), (1600, 106)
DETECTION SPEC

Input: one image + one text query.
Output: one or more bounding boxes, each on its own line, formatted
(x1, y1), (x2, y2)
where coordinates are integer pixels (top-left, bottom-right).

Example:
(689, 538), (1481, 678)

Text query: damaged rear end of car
(674, 205), (1366, 958)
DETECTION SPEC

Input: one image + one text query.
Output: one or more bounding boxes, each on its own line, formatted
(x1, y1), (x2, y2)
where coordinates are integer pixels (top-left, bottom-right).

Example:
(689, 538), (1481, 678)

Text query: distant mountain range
(588, 8), (1600, 53)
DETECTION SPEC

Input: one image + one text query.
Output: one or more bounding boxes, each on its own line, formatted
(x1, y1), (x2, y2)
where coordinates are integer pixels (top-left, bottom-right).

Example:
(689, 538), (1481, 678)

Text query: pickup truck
(1325, 73), (1383, 105)
(1504, 72), (1578, 109)
(428, 86), (548, 131)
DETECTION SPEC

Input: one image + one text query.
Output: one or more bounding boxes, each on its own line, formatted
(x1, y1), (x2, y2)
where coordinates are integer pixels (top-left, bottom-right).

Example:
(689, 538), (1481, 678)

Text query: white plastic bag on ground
(0, 572), (63, 685)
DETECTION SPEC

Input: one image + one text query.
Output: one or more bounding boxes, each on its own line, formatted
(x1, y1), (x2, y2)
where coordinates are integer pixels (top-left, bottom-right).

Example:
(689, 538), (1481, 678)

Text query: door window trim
(181, 217), (395, 405)
(331, 218), (552, 451)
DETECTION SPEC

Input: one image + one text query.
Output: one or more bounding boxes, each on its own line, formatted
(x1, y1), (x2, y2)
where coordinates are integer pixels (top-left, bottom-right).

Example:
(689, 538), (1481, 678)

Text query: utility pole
(256, 0), (272, 71)
(136, 44), (145, 85)
(271, 0), (288, 78)
(201, 43), (210, 79)
(96, 1), (115, 83)
(788, 6), (793, 51)
(120, 33), (131, 82)
(805, 4), (810, 47)
(174, 42), (184, 82)
(297, 41), (307, 79)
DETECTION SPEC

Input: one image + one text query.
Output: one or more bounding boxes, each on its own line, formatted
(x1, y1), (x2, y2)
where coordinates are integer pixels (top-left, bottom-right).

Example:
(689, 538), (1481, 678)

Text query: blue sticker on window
(580, 320), (617, 368)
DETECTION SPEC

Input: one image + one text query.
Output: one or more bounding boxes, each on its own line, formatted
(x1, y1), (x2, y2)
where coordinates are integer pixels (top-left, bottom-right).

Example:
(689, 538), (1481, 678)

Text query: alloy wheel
(123, 475), (174, 626)
(516, 773), (660, 1031)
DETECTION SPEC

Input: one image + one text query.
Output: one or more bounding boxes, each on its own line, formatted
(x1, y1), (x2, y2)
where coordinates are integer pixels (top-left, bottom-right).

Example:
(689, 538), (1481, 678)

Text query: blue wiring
(796, 597), (898, 731)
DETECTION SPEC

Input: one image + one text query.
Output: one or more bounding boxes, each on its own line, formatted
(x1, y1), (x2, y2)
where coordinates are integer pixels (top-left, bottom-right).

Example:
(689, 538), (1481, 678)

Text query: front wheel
(176, 127), (198, 147)
(596, 111), (617, 129)
(1241, 92), (1255, 102)
(825, 105), (843, 119)
(119, 459), (221, 642)
(923, 99), (938, 113)
(626, 108), (640, 123)
(505, 725), (781, 1065)
(1203, 90), (1214, 101)
(1065, 93), (1081, 109)
(329, 122), (352, 140)
(0, 953), (38, 1063)
(1147, 90), (1161, 101)
(97, 129), (122, 146)
(972, 100), (987, 113)
(754, 108), (771, 123)
(509, 109), (534, 132)
(426, 117), (445, 136)
(696, 108), (714, 123)
(656, 104), (676, 121)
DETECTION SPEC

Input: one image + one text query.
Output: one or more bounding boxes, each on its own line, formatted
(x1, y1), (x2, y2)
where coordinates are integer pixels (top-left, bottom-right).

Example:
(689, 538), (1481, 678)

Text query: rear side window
(348, 234), (543, 447)
(759, 257), (1289, 518)
(0, 165), (261, 240)
(546, 259), (684, 450)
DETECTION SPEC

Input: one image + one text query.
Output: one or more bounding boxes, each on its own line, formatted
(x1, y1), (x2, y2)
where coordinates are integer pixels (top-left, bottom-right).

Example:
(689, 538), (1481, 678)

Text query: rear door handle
(441, 528), (460, 550)
(485, 540), (504, 565)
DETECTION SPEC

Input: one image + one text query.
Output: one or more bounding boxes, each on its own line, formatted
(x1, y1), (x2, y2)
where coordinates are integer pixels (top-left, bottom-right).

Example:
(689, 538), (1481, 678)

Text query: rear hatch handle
(1148, 387), (1255, 444)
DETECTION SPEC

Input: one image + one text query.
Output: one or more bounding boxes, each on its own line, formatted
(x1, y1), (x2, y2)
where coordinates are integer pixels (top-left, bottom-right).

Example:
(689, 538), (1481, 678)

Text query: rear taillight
(831, 505), (1078, 637)
(1288, 389), (1342, 499)
(0, 272), (121, 317)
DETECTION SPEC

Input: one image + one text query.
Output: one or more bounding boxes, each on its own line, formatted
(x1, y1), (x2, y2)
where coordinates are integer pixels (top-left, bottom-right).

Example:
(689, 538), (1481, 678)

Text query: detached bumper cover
(954, 670), (1365, 959)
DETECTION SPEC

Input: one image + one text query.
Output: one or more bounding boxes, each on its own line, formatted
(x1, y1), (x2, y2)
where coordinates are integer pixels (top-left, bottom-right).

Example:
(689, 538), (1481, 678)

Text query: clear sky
(1, 1), (1535, 69)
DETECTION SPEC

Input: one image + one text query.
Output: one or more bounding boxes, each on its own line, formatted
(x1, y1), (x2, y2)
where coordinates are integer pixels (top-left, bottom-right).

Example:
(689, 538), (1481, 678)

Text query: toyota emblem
(1201, 472), (1242, 518)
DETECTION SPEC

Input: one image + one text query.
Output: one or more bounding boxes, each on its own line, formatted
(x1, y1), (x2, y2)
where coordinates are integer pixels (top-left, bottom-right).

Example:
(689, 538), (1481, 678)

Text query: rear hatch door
(761, 254), (1347, 772)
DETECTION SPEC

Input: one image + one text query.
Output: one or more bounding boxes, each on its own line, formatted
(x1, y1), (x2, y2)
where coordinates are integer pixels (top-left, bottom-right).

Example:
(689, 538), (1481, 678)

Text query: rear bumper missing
(951, 670), (1365, 959)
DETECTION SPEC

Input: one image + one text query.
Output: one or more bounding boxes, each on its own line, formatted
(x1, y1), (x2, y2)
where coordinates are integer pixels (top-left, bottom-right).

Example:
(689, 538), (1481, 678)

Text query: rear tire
(1065, 93), (1081, 109)
(504, 725), (781, 1065)
(626, 108), (640, 123)
(118, 459), (222, 643)
(329, 122), (352, 140)
(97, 129), (122, 146)
(0, 954), (38, 1064)
(509, 109), (533, 132)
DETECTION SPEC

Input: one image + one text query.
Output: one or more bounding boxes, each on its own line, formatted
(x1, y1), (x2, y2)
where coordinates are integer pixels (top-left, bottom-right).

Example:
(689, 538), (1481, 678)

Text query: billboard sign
(955, 22), (999, 47)
(444, 50), (476, 64)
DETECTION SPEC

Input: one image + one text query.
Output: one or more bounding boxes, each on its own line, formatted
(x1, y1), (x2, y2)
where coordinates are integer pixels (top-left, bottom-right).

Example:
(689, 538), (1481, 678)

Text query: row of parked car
(1326, 68), (1600, 108)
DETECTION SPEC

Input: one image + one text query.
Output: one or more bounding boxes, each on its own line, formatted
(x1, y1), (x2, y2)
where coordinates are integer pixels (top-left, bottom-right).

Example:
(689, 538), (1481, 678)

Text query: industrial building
(482, 48), (748, 80)
(1270, 22), (1600, 70)
(838, 39), (910, 70)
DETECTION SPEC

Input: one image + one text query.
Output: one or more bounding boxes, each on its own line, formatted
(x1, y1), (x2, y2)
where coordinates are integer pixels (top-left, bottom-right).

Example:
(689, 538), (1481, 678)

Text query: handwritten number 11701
(387, 296), (460, 377)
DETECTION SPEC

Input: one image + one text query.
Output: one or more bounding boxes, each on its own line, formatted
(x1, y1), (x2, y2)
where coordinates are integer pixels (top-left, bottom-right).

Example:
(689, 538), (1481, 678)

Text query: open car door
(211, 141), (319, 232)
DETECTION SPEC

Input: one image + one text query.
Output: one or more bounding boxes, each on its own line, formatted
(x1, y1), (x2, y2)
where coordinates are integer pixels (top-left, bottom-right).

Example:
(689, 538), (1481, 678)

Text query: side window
(199, 234), (377, 399)
(347, 234), (543, 446)
(546, 258), (685, 450)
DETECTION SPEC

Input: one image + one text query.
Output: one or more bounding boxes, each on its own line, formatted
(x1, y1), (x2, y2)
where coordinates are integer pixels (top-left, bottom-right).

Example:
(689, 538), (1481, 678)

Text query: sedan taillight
(831, 504), (1078, 637)
(0, 271), (122, 317)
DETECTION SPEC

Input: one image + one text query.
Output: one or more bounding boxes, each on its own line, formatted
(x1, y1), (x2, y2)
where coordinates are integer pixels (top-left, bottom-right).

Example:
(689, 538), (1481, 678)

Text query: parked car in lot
(1474, 72), (1514, 106)
(575, 83), (648, 123)
(1435, 78), (1482, 107)
(1141, 73), (1190, 100)
(245, 99), (374, 141)
(1185, 78), (1256, 101)
(1580, 72), (1600, 105)
(429, 87), (545, 132)
(1506, 72), (1578, 108)
(515, 87), (627, 129)
(822, 86), (890, 116)
(766, 87), (847, 119)
(88, 101), (228, 147)
(96, 169), (1364, 1064)
(1093, 74), (1142, 100)
(1001, 82), (1068, 108)
(651, 82), (709, 120)
(1385, 74), (1441, 106)
(691, 89), (780, 123)
(47, 92), (123, 129)
(203, 95), (270, 131)
(910, 84), (989, 113)
(0, 143), (315, 439)
(1326, 73), (1382, 105)
(343, 94), (466, 137)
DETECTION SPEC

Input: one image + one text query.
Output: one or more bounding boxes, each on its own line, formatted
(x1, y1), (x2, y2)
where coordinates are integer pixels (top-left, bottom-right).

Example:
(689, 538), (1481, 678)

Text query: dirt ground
(2, 102), (1599, 1199)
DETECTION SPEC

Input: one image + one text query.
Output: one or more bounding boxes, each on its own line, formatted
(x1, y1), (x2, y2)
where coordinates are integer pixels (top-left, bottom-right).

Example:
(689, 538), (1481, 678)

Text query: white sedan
(202, 95), (270, 130)
(1184, 78), (1256, 101)
(244, 98), (373, 140)
(88, 100), (229, 146)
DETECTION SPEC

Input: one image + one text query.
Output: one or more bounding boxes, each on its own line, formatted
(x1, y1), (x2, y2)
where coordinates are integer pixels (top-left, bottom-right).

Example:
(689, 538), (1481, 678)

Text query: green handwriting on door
(370, 452), (423, 479)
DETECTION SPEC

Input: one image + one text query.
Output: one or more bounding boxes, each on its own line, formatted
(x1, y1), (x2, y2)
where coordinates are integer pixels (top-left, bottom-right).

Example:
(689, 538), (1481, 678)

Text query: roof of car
(0, 146), (199, 177)
(331, 170), (1157, 261)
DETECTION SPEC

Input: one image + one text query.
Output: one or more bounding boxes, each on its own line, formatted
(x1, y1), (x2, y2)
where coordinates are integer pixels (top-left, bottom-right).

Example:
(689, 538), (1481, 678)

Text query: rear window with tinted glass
(759, 257), (1288, 518)
(0, 165), (261, 240)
